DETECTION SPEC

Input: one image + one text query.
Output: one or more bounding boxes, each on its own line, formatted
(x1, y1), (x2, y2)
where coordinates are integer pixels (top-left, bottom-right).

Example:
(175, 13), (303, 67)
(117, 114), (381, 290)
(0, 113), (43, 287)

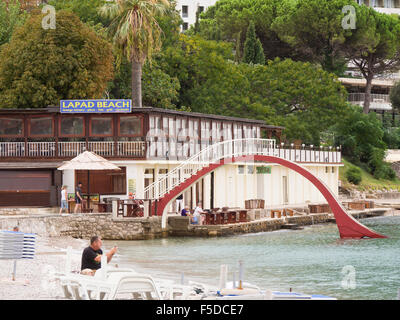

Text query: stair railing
(143, 138), (276, 200)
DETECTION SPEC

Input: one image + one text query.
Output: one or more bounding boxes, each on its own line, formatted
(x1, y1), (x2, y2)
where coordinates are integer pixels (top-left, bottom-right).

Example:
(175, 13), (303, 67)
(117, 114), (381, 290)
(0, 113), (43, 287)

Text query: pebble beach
(0, 236), (87, 300)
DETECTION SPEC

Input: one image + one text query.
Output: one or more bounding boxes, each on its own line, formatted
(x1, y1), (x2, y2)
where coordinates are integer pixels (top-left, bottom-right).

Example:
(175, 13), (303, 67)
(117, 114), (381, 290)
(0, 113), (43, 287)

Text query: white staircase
(143, 138), (276, 200)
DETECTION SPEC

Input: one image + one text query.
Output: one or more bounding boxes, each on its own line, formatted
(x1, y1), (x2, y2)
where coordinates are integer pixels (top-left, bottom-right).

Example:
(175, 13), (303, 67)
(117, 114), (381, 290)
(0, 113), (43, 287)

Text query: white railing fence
(143, 139), (342, 200)
(0, 142), (25, 157)
(144, 138), (276, 200)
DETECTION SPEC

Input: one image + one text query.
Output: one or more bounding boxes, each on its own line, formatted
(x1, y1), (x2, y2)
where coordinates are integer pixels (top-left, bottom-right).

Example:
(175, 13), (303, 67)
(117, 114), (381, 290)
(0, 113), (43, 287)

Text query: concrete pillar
(112, 201), (118, 219)
(204, 174), (211, 209)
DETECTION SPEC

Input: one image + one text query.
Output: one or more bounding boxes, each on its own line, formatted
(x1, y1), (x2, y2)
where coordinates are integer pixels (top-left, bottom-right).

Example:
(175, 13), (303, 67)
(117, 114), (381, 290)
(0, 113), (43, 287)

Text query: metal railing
(27, 142), (56, 157)
(0, 142), (25, 157)
(0, 141), (146, 158)
(58, 141), (86, 157)
(144, 139), (275, 200)
(143, 138), (342, 200)
(117, 141), (146, 157)
(348, 93), (390, 103)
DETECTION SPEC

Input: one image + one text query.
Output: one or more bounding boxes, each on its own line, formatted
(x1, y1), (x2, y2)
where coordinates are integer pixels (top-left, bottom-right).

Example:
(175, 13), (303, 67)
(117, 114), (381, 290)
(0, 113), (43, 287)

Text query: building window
(332, 167), (335, 174)
(182, 5), (188, 17)
(238, 165), (245, 174)
(182, 22), (189, 31)
(29, 117), (53, 137)
(60, 116), (84, 137)
(119, 116), (142, 136)
(90, 116), (113, 136)
(198, 6), (204, 13)
(0, 118), (23, 136)
(325, 166), (329, 173)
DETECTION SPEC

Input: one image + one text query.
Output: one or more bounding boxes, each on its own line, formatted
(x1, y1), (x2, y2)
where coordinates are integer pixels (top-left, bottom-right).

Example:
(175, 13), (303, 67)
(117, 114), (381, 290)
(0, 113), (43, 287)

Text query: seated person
(192, 202), (204, 225)
(81, 235), (117, 276)
(181, 206), (190, 217)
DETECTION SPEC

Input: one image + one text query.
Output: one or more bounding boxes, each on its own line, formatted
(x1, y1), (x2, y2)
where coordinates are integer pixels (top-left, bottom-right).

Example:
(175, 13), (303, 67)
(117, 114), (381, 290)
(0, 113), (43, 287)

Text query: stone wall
(168, 215), (288, 237)
(0, 213), (164, 240)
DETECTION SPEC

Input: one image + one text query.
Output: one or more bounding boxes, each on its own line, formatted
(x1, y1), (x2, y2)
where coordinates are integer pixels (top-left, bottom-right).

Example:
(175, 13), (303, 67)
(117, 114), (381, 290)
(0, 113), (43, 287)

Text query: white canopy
(57, 151), (121, 171)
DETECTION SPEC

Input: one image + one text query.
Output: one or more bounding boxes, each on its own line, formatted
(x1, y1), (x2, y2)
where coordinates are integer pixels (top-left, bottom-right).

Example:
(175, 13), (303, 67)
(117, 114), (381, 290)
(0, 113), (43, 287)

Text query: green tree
(197, 0), (298, 61)
(0, 10), (114, 108)
(108, 58), (180, 109)
(242, 59), (349, 144)
(333, 106), (395, 179)
(243, 21), (265, 65)
(272, 0), (354, 75)
(99, 0), (171, 108)
(390, 80), (400, 113)
(0, 0), (27, 47)
(158, 34), (348, 141)
(344, 6), (400, 114)
(47, 0), (108, 25)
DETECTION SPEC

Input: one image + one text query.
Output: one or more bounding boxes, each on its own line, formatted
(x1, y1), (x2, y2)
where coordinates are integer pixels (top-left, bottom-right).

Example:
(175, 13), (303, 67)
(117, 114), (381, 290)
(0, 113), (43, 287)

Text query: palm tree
(99, 0), (170, 108)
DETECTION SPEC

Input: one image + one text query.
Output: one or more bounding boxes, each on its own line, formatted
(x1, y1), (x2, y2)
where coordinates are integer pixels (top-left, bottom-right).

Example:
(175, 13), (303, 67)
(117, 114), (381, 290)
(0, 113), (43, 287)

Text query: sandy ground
(0, 236), (87, 300)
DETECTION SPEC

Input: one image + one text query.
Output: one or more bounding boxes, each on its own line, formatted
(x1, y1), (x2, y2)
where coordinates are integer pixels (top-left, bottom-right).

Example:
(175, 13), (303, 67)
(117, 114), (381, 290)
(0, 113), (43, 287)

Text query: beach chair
(107, 274), (163, 300)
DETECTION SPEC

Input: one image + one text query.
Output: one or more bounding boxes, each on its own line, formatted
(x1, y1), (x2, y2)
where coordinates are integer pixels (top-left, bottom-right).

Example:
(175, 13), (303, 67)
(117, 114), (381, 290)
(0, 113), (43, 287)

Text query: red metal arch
(156, 155), (387, 239)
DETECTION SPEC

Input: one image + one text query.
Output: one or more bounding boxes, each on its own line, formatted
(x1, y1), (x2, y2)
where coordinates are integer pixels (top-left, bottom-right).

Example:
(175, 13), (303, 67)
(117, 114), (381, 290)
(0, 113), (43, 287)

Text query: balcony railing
(0, 140), (341, 163)
(0, 141), (146, 159)
(348, 93), (390, 103)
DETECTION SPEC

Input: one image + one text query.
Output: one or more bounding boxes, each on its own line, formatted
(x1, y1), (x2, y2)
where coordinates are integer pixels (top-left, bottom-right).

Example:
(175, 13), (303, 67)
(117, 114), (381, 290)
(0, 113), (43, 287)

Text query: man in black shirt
(74, 182), (83, 214)
(81, 235), (117, 275)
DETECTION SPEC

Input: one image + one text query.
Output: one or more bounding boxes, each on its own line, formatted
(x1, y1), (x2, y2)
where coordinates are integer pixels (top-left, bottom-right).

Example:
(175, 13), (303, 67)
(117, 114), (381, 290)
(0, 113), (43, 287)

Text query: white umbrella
(58, 151), (121, 209)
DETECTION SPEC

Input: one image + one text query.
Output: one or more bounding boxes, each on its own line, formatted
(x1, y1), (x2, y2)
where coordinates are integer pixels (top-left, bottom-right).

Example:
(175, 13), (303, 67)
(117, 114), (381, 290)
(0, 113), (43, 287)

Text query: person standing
(81, 235), (118, 275)
(59, 185), (68, 214)
(74, 182), (83, 214)
(176, 194), (184, 213)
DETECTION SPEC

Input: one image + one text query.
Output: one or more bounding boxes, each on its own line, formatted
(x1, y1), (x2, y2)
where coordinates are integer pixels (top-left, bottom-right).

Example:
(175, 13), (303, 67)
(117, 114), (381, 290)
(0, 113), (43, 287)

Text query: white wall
(175, 0), (218, 29)
(62, 160), (341, 211)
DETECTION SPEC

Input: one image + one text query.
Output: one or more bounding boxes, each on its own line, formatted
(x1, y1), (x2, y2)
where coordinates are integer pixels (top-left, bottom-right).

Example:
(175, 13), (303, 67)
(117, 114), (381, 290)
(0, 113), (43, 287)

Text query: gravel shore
(0, 236), (87, 300)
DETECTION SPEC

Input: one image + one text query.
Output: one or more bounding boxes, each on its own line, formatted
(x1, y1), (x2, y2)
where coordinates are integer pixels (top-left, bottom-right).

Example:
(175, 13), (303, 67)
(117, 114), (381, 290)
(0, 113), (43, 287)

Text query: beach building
(0, 107), (342, 213)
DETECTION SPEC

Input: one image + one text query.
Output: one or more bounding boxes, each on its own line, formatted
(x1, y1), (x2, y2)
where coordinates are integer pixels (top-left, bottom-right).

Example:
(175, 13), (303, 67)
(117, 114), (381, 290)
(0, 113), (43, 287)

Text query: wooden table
(238, 210), (248, 223)
(227, 211), (237, 224)
(205, 213), (215, 225)
(97, 203), (108, 213)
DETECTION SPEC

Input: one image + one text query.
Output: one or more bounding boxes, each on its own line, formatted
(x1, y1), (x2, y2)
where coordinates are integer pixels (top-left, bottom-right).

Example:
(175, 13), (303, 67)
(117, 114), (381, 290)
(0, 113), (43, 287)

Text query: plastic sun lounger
(106, 273), (163, 300)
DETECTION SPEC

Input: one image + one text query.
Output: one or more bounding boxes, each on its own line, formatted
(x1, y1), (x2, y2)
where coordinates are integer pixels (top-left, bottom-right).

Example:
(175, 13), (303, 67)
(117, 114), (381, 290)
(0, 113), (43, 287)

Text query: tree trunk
(132, 60), (143, 108)
(363, 74), (373, 114)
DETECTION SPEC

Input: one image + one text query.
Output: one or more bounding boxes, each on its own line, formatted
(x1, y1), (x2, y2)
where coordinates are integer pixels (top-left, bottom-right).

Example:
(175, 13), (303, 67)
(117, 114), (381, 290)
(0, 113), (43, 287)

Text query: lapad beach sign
(60, 99), (132, 113)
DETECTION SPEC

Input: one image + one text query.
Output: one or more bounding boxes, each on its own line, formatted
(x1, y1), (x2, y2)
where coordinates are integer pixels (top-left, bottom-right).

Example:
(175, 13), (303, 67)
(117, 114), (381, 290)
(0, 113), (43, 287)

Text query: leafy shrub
(346, 167), (362, 185)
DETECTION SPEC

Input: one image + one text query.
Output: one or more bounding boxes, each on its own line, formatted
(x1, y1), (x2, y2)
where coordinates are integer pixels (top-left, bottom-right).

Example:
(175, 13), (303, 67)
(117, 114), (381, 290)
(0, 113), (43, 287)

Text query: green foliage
(272, 0), (354, 75)
(47, 0), (108, 25)
(383, 127), (400, 149)
(346, 167), (362, 185)
(0, 10), (114, 108)
(197, 0), (298, 60)
(390, 80), (400, 113)
(0, 0), (28, 47)
(243, 21), (265, 65)
(108, 58), (180, 109)
(157, 35), (348, 143)
(242, 58), (349, 144)
(333, 106), (394, 180)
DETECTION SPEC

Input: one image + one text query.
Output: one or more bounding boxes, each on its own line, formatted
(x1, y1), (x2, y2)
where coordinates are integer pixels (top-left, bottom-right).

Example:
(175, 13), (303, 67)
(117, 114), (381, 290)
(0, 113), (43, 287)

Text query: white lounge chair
(107, 273), (163, 300)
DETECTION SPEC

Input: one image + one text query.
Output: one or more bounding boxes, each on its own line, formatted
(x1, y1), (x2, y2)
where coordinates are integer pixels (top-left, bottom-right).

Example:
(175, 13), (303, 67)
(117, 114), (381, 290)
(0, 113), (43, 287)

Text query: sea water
(104, 216), (400, 300)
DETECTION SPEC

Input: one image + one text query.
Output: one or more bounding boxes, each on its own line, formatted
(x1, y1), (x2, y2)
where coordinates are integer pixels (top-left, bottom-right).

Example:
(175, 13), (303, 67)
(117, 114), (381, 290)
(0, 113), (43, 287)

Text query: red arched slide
(155, 155), (387, 239)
